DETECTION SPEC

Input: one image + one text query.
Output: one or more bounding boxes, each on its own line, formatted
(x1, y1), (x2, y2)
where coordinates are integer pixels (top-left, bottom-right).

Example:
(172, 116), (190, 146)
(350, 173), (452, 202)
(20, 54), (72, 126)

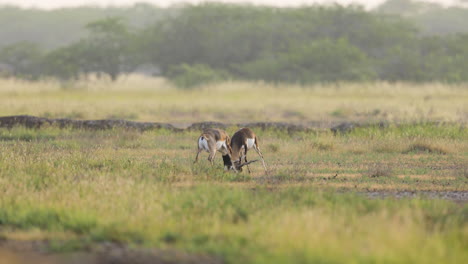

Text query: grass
(0, 77), (467, 263)
(364, 163), (395, 178)
(0, 75), (467, 124)
(0, 184), (467, 263)
(404, 141), (451, 154)
(0, 124), (466, 263)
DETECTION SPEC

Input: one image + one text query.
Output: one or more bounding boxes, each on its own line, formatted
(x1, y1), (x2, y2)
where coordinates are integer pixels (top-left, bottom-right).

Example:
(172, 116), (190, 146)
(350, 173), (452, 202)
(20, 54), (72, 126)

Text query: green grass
(0, 124), (467, 263)
(0, 185), (466, 263)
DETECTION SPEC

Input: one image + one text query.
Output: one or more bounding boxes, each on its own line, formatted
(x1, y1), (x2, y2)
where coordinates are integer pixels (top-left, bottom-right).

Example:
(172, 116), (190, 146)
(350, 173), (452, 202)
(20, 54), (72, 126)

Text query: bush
(166, 63), (230, 89)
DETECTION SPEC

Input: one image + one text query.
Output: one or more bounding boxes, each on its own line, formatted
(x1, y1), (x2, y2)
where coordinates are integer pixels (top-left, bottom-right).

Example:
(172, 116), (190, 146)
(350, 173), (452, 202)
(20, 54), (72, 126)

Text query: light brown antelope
(194, 128), (233, 170)
(230, 127), (267, 173)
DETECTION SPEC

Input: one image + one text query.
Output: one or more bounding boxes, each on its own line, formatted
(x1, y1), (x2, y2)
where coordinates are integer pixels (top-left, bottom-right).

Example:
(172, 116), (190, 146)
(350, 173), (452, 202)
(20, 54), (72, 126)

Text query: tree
(43, 41), (88, 81)
(0, 42), (43, 80)
(236, 39), (375, 83)
(82, 17), (136, 80)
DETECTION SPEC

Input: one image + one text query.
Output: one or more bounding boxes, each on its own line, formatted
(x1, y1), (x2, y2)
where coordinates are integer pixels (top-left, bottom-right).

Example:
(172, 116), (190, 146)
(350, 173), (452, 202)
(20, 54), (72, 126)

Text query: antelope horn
(238, 159), (259, 168)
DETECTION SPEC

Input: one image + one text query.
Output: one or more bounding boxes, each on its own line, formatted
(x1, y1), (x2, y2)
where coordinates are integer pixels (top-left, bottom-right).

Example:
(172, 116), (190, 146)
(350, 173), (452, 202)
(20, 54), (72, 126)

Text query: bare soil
(0, 239), (222, 264)
(363, 190), (468, 202)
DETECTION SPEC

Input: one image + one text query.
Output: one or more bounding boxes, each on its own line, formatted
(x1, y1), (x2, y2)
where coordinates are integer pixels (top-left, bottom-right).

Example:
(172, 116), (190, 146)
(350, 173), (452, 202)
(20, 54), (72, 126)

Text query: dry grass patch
(395, 175), (457, 180)
(404, 141), (450, 154)
(373, 141), (404, 153)
(308, 139), (335, 151)
(1, 77), (467, 123)
(265, 143), (280, 153)
(364, 163), (395, 178)
(454, 167), (468, 179)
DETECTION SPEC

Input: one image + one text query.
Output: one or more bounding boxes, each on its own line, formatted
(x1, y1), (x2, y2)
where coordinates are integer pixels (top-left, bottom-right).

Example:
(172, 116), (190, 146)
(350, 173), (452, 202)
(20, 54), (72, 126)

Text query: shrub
(166, 63), (230, 89)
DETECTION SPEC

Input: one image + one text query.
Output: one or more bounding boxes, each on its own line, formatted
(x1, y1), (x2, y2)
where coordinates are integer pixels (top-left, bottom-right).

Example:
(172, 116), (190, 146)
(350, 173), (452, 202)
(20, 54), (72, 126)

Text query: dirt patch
(0, 239), (222, 264)
(307, 173), (457, 180)
(364, 191), (468, 202)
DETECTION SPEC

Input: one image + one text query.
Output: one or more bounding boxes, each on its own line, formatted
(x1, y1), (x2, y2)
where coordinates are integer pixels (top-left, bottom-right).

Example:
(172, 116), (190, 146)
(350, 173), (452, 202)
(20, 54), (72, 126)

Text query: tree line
(1, 3), (467, 87)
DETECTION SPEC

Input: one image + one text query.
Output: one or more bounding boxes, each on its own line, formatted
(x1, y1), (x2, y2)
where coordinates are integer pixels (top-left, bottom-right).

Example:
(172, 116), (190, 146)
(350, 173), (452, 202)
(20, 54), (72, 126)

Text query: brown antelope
(194, 128), (233, 170)
(230, 128), (267, 173)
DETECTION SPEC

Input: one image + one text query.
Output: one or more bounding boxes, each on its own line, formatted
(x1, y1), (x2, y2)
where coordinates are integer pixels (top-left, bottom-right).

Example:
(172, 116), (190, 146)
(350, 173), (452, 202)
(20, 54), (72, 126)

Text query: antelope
(230, 128), (267, 173)
(194, 128), (233, 170)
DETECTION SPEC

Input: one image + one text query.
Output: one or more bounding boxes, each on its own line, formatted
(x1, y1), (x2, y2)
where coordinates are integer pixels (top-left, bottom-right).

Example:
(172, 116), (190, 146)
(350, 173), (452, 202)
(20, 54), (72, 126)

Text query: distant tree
(376, 0), (428, 15)
(42, 17), (142, 81)
(376, 0), (468, 35)
(236, 39), (375, 83)
(438, 34), (468, 82)
(0, 42), (43, 80)
(2, 3), (468, 84)
(0, 5), (168, 49)
(82, 17), (137, 80)
(43, 41), (88, 81)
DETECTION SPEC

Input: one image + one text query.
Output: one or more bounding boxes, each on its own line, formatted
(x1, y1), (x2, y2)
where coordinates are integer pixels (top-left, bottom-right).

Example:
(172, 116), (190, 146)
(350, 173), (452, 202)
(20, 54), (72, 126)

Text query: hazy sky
(0, 0), (461, 9)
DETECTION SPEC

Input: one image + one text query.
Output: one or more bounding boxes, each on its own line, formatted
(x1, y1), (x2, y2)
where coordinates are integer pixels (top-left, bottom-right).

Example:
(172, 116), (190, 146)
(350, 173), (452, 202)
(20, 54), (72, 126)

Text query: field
(1, 75), (467, 124)
(0, 76), (467, 264)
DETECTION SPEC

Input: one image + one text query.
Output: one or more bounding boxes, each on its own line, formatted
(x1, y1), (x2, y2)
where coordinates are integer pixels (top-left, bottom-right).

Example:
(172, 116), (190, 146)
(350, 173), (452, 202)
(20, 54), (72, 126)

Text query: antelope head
(231, 159), (259, 172)
(229, 127), (267, 174)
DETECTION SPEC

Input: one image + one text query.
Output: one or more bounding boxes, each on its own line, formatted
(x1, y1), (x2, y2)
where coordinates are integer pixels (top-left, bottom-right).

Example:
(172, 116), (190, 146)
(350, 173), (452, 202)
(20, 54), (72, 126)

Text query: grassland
(0, 75), (467, 124)
(0, 76), (467, 263)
